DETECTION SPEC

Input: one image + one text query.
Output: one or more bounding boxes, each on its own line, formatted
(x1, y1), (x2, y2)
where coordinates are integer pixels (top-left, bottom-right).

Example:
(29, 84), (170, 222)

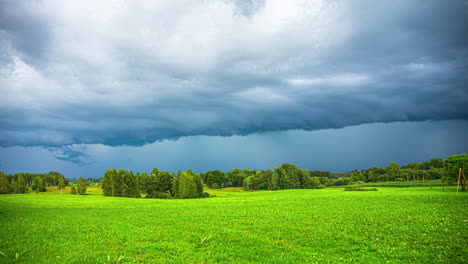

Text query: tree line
(0, 171), (68, 194)
(101, 168), (208, 199)
(201, 164), (325, 191)
(1, 154), (466, 196)
(323, 155), (467, 191)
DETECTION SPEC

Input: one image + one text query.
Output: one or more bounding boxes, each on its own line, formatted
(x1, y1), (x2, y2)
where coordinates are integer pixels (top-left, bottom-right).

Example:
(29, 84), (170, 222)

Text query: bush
(70, 186), (77, 195)
(318, 177), (330, 185)
(146, 191), (172, 199)
(344, 186), (378, 191)
(211, 183), (219, 189)
(325, 177), (350, 187)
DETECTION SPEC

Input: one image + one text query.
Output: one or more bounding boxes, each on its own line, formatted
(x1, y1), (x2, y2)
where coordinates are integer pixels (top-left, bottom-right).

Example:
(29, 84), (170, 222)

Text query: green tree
(32, 176), (46, 193)
(302, 170), (313, 189)
(445, 154), (468, 191)
(58, 176), (66, 195)
(172, 176), (179, 197)
(122, 170), (140, 198)
(269, 171), (280, 190)
(70, 186), (77, 195)
(204, 170), (228, 188)
(386, 162), (401, 181)
(17, 174), (27, 193)
(0, 172), (11, 194)
(34, 177), (45, 193)
(156, 171), (174, 194)
(255, 170), (273, 190)
(310, 176), (324, 189)
(275, 163), (302, 189)
(102, 169), (117, 196)
(177, 169), (204, 198)
(226, 168), (247, 187)
(48, 171), (65, 186)
(77, 177), (87, 195)
(243, 176), (258, 191)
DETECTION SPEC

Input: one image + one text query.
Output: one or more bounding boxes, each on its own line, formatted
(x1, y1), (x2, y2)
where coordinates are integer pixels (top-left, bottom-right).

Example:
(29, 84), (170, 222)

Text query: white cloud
(404, 62), (451, 74)
(285, 73), (371, 87)
(230, 86), (292, 104)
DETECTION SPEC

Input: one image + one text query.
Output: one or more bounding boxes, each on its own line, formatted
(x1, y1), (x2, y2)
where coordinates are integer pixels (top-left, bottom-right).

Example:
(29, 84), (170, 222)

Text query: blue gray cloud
(1, 0), (467, 147)
(1, 120), (467, 176)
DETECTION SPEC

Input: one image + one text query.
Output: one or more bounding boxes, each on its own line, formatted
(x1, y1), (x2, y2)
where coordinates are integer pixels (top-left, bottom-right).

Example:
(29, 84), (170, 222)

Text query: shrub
(344, 186), (378, 191)
(318, 177), (330, 185)
(211, 183), (219, 189)
(70, 186), (77, 195)
(146, 191), (172, 199)
(325, 177), (350, 187)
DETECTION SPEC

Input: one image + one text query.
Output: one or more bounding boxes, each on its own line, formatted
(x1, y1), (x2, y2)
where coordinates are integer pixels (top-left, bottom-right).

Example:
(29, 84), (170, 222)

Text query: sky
(0, 0), (467, 178)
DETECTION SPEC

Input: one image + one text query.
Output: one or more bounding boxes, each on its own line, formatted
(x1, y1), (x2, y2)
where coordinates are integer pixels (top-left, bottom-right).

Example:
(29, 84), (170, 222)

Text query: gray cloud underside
(1, 0), (467, 147)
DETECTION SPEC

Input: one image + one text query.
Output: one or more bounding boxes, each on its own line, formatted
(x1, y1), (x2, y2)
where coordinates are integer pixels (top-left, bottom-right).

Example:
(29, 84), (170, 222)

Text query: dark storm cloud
(0, 0), (467, 148)
(1, 120), (467, 175)
(0, 1), (51, 66)
(46, 145), (94, 165)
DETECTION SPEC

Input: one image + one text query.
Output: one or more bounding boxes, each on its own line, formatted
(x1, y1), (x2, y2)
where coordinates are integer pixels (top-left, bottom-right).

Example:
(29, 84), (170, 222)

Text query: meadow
(0, 187), (467, 263)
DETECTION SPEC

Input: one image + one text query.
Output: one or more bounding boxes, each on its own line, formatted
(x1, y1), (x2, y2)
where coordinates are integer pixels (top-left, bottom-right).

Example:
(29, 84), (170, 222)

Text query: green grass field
(1, 187), (467, 263)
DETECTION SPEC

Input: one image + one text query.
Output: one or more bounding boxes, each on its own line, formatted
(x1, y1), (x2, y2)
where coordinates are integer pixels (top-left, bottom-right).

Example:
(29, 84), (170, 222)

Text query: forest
(0, 154), (466, 198)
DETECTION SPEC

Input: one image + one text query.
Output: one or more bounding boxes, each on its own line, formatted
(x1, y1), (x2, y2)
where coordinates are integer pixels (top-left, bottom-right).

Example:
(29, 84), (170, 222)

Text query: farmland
(0, 187), (467, 263)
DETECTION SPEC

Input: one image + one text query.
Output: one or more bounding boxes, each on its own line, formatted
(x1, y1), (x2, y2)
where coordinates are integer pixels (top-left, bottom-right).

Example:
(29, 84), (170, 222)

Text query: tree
(243, 176), (258, 191)
(386, 162), (400, 181)
(155, 171), (174, 194)
(275, 163), (301, 189)
(70, 186), (77, 195)
(17, 174), (27, 193)
(122, 170), (140, 198)
(255, 170), (273, 190)
(310, 177), (324, 189)
(172, 176), (179, 197)
(226, 168), (247, 187)
(269, 171), (280, 190)
(177, 169), (204, 198)
(58, 176), (66, 195)
(445, 154), (468, 191)
(48, 171), (65, 186)
(77, 177), (87, 195)
(302, 170), (313, 189)
(309, 170), (331, 178)
(35, 177), (45, 193)
(0, 172), (11, 194)
(102, 169), (117, 196)
(32, 176), (46, 193)
(204, 170), (228, 188)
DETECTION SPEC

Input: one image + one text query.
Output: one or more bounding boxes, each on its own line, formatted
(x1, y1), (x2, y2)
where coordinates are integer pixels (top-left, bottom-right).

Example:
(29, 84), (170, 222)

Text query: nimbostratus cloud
(0, 0), (467, 147)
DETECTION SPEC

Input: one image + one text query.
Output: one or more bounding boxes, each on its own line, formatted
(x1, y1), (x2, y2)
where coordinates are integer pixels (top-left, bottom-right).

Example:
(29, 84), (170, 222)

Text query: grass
(0, 187), (467, 263)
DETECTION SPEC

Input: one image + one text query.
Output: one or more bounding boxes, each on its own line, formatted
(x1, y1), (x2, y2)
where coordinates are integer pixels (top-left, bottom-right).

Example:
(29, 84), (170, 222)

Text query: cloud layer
(1, 0), (467, 147)
(1, 120), (467, 176)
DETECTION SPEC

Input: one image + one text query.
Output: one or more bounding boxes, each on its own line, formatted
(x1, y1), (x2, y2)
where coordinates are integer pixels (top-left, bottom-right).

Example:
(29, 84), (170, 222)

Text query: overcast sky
(1, 0), (467, 177)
